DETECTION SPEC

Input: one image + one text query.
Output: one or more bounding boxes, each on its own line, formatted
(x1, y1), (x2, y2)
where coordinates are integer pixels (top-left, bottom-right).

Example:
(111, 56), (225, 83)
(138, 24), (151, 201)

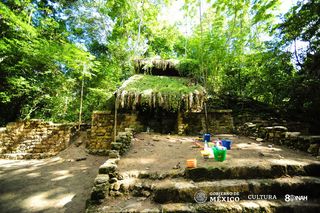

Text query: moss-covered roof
(116, 74), (206, 111)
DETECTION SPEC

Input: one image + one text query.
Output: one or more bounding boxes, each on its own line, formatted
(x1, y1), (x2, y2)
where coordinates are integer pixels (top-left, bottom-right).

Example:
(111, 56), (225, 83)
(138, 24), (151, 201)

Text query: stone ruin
(0, 119), (75, 159)
(86, 110), (234, 155)
(1, 59), (319, 160)
(237, 120), (320, 156)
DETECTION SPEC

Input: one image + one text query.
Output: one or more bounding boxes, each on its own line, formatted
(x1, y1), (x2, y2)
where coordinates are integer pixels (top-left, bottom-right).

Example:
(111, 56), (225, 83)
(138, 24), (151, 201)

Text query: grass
(116, 74), (206, 111)
(122, 75), (201, 94)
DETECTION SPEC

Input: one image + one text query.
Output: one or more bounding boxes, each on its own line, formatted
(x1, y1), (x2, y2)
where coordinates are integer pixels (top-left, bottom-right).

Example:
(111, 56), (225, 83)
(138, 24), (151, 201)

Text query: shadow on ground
(0, 144), (106, 213)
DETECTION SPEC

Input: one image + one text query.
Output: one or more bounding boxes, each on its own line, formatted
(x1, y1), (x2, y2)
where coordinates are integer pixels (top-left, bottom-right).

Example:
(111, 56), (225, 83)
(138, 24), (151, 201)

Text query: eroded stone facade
(87, 110), (234, 154)
(0, 119), (74, 159)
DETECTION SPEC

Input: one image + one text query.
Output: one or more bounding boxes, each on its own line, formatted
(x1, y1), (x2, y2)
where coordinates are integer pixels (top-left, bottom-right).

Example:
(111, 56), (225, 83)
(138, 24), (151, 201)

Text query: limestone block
(111, 142), (122, 150)
(111, 182), (121, 191)
(94, 174), (110, 184)
(97, 149), (109, 155)
(109, 150), (120, 158)
(108, 158), (120, 165)
(91, 183), (110, 201)
(308, 144), (320, 155)
(265, 127), (274, 130)
(285, 132), (301, 138)
(99, 160), (117, 174)
(273, 126), (288, 132)
(244, 122), (256, 128)
(117, 132), (129, 137)
(124, 128), (134, 133)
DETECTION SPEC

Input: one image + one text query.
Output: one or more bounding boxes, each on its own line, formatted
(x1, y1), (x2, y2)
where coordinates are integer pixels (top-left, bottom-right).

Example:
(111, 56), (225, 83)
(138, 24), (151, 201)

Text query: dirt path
(0, 134), (106, 213)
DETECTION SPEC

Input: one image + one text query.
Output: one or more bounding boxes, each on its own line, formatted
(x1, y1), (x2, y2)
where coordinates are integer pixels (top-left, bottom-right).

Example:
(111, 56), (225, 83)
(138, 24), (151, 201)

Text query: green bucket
(213, 147), (227, 162)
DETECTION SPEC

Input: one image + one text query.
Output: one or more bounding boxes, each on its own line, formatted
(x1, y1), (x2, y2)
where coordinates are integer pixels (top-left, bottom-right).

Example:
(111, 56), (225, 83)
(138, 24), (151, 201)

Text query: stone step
(185, 162), (320, 181)
(0, 152), (57, 160)
(161, 200), (320, 213)
(119, 161), (320, 182)
(148, 176), (320, 203)
(87, 199), (320, 213)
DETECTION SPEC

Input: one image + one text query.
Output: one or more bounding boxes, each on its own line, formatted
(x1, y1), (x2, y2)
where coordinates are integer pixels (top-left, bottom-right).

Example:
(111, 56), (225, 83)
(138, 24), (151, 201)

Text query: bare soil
(1, 132), (318, 213)
(117, 133), (318, 176)
(92, 132), (319, 212)
(0, 133), (106, 213)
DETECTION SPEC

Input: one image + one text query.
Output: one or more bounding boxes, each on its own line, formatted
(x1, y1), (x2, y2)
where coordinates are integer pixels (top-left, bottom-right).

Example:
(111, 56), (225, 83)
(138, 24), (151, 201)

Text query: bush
(177, 59), (200, 78)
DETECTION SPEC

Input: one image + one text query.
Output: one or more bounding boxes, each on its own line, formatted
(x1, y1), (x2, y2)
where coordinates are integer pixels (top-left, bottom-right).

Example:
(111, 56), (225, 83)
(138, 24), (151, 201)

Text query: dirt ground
(90, 132), (320, 212)
(118, 133), (318, 176)
(1, 132), (319, 213)
(0, 141), (106, 213)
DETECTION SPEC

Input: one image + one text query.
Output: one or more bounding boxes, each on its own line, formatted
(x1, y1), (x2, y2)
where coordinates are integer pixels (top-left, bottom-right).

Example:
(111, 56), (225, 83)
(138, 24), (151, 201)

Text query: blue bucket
(221, 140), (232, 150)
(203, 133), (211, 142)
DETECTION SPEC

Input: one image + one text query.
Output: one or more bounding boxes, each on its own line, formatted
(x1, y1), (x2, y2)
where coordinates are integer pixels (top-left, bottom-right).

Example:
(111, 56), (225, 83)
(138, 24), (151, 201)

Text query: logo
(248, 194), (277, 200)
(285, 194), (308, 202)
(194, 191), (207, 203)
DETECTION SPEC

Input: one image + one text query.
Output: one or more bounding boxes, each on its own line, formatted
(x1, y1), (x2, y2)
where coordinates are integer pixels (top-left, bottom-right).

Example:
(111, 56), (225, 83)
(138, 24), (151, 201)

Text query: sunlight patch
(267, 159), (307, 165)
(26, 172), (41, 178)
(120, 158), (156, 165)
(21, 188), (75, 211)
(50, 170), (73, 181)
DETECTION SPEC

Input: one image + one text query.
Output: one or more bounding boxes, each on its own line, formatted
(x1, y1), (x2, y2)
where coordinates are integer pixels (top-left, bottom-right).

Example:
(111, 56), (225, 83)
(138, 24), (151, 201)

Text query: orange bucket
(186, 159), (197, 168)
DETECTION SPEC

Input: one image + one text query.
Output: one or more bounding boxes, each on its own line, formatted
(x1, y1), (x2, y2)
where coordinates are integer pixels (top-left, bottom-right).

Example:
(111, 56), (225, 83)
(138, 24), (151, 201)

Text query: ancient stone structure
(181, 109), (234, 135)
(86, 111), (114, 155)
(86, 59), (233, 154)
(86, 111), (141, 155)
(238, 121), (320, 156)
(87, 132), (320, 212)
(86, 110), (234, 154)
(89, 129), (133, 203)
(0, 119), (74, 159)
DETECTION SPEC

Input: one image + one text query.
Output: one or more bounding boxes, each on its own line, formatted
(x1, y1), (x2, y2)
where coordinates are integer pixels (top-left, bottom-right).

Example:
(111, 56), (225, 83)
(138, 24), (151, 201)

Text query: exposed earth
(1, 132), (319, 213)
(88, 133), (320, 212)
(118, 133), (317, 173)
(0, 134), (106, 213)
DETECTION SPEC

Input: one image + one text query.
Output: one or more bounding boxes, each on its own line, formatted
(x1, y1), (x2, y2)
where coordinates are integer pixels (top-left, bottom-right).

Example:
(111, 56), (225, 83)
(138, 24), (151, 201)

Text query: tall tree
(0, 1), (94, 124)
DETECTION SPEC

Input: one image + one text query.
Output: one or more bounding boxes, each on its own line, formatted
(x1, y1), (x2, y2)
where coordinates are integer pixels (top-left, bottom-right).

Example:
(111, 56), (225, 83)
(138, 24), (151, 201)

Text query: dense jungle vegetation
(0, 0), (319, 130)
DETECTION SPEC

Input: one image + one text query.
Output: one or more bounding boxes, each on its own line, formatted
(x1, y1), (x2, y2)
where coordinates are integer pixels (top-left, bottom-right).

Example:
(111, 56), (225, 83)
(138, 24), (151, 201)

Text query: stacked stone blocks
(238, 121), (320, 156)
(90, 128), (133, 204)
(86, 111), (114, 155)
(0, 119), (74, 159)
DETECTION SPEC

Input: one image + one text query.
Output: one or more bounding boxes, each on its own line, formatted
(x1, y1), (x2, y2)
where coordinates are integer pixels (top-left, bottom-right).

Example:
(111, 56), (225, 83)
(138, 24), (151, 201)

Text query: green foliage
(276, 0), (320, 131)
(147, 24), (182, 58)
(179, 0), (282, 96)
(277, 0), (320, 75)
(0, 2), (94, 124)
(0, 0), (319, 132)
(177, 58), (199, 78)
(121, 75), (201, 94)
(278, 0), (320, 49)
(116, 74), (206, 111)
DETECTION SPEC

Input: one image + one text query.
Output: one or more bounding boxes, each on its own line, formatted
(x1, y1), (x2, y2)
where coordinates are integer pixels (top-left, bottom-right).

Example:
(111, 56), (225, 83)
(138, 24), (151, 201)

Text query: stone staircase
(87, 159), (320, 213)
(0, 120), (76, 159)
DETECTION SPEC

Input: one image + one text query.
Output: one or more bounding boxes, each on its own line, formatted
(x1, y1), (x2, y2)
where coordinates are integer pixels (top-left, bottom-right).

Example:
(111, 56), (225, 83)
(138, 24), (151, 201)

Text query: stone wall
(89, 129), (133, 204)
(86, 111), (114, 155)
(87, 109), (234, 154)
(181, 110), (234, 135)
(86, 111), (141, 155)
(233, 112), (310, 134)
(238, 121), (320, 156)
(0, 119), (74, 159)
